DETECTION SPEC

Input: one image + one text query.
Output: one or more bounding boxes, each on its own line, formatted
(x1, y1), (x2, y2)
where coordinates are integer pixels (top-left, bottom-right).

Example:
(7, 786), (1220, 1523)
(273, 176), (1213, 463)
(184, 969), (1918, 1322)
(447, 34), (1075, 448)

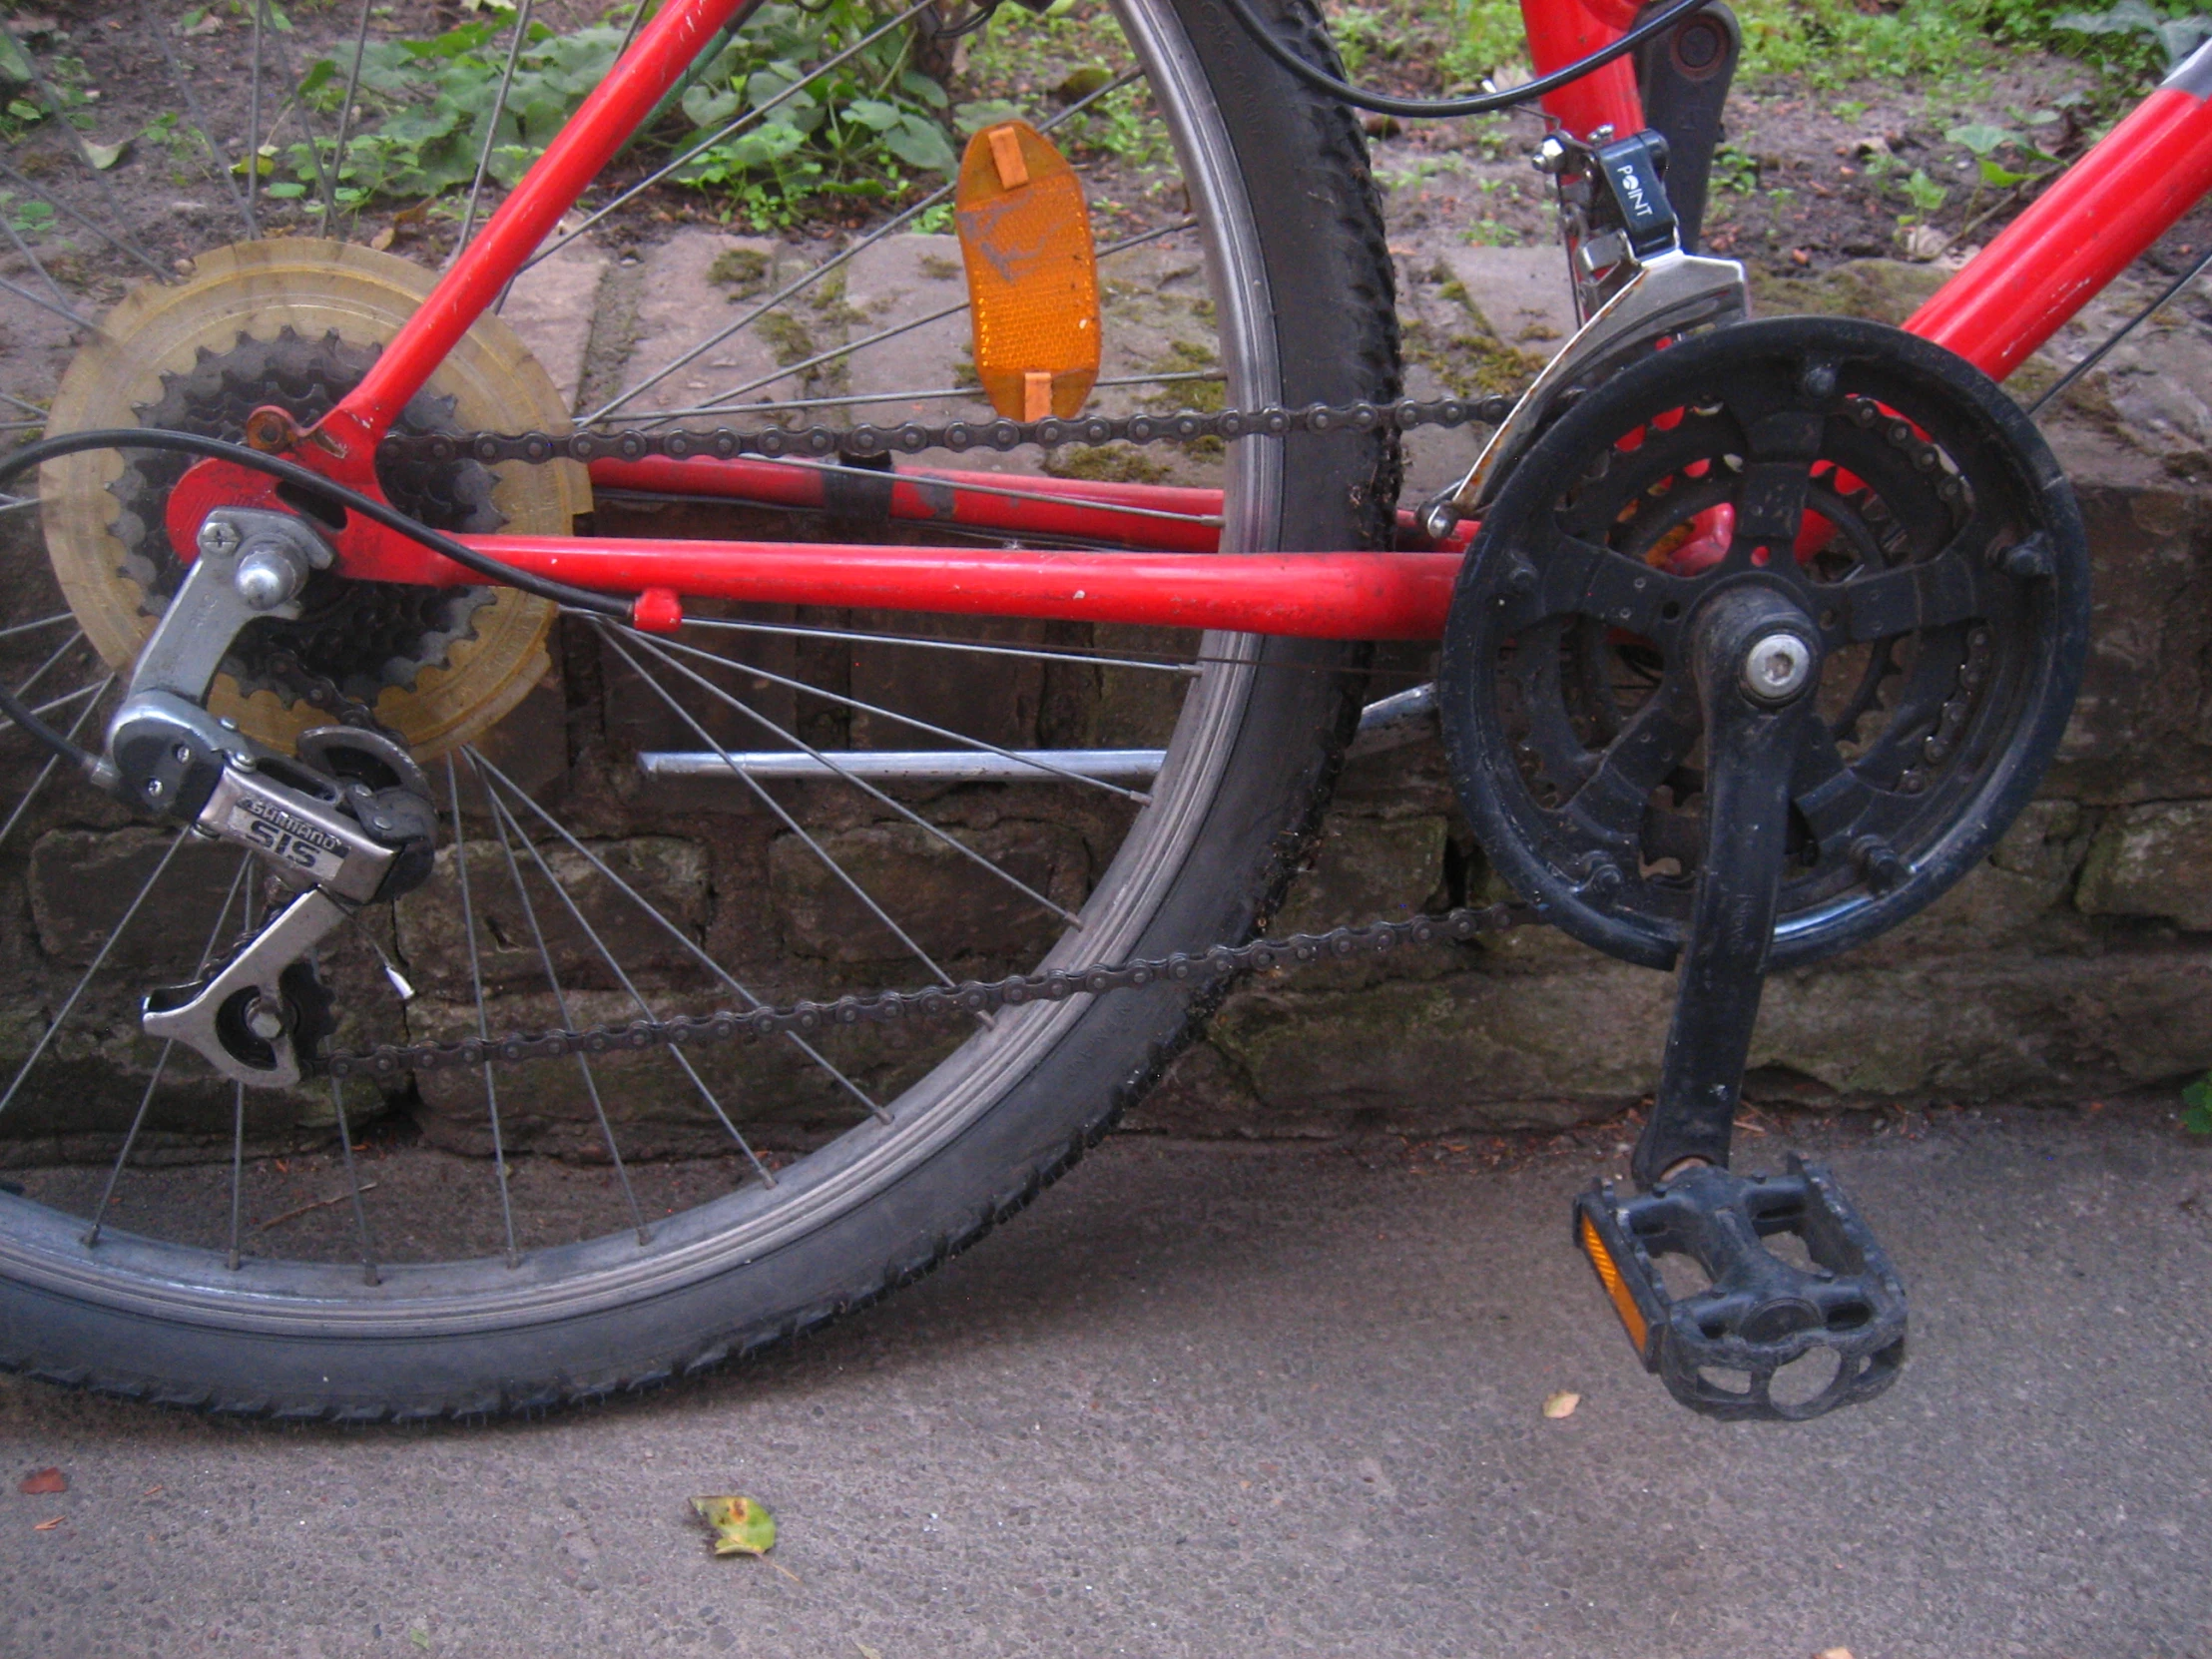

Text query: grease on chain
(375, 393), (1519, 471)
(324, 902), (1539, 1079)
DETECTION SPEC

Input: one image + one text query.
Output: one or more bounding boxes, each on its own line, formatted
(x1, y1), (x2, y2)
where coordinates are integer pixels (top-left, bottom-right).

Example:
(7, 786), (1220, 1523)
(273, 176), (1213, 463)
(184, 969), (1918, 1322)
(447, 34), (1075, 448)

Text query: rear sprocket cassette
(1439, 315), (2091, 969)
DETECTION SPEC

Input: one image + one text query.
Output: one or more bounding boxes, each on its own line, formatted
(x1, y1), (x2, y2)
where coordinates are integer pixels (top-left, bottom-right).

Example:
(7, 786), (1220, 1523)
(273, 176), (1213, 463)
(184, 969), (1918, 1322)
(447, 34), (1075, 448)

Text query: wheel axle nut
(244, 996), (288, 1042)
(1741, 631), (1814, 703)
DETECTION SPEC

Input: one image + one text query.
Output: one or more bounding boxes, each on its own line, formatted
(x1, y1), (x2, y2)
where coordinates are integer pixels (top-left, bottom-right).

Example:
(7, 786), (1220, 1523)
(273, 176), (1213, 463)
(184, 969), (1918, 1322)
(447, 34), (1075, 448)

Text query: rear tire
(0, 0), (1401, 1417)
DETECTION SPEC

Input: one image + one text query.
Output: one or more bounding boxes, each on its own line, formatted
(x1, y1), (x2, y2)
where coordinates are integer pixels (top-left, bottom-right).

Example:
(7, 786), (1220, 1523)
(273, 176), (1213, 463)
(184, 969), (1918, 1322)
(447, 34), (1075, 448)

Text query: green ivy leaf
(2182, 1074), (2212, 1135)
(884, 114), (956, 174)
(1945, 122), (2018, 157)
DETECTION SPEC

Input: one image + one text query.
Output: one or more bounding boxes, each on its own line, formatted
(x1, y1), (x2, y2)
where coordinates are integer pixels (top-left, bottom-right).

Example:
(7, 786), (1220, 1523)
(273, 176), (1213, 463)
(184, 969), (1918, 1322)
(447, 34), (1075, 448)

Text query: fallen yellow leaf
(691, 1493), (777, 1557)
(33, 1516), (62, 1531)
(1541, 1390), (1581, 1419)
(1815, 1649), (1856, 1659)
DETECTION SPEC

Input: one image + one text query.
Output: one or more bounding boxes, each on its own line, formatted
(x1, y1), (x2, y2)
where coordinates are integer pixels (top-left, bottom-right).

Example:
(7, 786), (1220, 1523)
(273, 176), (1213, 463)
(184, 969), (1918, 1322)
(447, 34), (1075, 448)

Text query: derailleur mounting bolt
(196, 518), (243, 560)
(1741, 631), (1814, 704)
(244, 996), (288, 1042)
(235, 547), (308, 612)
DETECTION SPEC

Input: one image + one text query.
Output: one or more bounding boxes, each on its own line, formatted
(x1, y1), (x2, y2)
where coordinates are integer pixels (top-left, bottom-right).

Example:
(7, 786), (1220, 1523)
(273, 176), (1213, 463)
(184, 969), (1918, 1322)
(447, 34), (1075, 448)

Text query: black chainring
(1439, 315), (2092, 971)
(108, 325), (505, 715)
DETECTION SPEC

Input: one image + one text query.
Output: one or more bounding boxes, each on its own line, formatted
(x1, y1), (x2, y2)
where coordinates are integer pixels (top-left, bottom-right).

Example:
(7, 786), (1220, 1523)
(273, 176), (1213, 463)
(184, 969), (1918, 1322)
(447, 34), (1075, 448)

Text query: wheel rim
(0, 0), (1294, 1331)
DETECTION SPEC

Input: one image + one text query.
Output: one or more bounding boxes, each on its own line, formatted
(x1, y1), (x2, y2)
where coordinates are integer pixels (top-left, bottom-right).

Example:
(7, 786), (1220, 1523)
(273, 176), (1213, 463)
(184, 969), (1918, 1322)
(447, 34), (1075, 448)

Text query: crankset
(1440, 313), (2091, 1417)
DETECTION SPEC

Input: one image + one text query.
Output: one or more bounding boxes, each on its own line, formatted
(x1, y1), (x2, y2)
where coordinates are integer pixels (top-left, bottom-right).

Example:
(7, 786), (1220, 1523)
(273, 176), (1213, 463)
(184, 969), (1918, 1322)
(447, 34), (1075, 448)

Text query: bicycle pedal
(1573, 1156), (1907, 1420)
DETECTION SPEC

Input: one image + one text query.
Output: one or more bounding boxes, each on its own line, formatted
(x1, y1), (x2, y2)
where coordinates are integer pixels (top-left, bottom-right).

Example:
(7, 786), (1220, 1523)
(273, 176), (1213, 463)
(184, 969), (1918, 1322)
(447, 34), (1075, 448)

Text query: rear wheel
(0, 0), (1398, 1416)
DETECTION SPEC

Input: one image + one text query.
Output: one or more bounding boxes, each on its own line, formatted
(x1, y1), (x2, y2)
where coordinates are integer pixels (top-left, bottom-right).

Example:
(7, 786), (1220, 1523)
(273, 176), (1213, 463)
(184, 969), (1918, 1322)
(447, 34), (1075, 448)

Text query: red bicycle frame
(184, 0), (2212, 639)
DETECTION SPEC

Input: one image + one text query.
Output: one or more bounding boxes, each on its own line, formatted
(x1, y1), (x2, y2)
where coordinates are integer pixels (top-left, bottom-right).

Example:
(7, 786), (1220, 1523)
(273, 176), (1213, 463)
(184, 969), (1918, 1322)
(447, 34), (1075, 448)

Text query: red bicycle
(0, 0), (2195, 1421)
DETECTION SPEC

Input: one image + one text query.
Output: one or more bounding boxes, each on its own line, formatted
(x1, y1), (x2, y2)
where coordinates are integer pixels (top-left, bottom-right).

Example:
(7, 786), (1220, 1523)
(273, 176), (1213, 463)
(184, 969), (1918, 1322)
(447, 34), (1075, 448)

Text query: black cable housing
(0, 427), (635, 771)
(1217, 0), (1712, 120)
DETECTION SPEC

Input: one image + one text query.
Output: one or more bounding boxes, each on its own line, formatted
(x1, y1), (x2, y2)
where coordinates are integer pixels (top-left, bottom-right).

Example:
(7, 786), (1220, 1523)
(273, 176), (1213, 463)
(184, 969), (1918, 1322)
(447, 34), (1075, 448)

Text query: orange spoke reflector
(955, 121), (1101, 422)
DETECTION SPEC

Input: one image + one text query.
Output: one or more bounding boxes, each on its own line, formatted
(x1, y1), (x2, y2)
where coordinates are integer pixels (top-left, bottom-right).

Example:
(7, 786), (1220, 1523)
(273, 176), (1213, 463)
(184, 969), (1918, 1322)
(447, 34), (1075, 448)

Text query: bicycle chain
(374, 392), (1520, 470)
(323, 902), (1540, 1080)
(325, 390), (1963, 1080)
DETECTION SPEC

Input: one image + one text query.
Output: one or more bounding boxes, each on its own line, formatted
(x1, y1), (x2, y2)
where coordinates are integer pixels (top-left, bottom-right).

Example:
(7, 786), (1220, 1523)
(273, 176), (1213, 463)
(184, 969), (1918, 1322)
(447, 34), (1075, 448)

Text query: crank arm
(1578, 585), (1910, 1419)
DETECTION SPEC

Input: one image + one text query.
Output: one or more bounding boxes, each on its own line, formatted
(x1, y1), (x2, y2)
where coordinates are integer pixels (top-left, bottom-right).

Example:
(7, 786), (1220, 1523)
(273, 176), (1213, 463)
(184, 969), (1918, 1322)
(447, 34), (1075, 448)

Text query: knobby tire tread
(0, 0), (1402, 1420)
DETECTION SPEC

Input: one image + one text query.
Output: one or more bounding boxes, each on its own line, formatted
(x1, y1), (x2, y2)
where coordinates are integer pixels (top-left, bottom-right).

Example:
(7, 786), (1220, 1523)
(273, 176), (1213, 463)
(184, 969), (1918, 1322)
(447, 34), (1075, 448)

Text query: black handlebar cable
(1215, 0), (1713, 120)
(0, 427), (636, 769)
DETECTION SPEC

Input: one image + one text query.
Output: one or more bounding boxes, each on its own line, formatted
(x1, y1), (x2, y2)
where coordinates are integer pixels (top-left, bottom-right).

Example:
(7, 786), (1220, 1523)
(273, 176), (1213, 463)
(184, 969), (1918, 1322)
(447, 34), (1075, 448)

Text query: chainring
(38, 239), (589, 758)
(1438, 315), (2091, 971)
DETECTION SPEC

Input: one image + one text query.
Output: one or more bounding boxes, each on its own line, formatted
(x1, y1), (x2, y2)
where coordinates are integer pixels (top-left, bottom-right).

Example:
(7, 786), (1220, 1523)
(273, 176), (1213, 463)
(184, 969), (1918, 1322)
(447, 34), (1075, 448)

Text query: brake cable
(1215, 0), (1714, 121)
(0, 427), (635, 772)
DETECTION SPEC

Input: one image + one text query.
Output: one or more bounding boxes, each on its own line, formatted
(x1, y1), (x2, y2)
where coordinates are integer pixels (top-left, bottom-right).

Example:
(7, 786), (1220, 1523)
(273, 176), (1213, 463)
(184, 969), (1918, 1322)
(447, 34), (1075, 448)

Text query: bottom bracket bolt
(1742, 631), (1814, 703)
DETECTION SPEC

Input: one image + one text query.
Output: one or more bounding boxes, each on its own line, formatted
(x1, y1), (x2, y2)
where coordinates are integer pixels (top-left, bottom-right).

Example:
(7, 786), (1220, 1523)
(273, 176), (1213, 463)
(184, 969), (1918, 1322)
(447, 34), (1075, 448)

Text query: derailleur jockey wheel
(1439, 315), (2091, 973)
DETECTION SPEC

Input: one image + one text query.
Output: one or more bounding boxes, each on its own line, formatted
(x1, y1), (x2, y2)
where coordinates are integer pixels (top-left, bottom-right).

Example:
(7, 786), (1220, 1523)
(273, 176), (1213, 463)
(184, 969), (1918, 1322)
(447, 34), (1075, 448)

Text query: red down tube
(452, 535), (1463, 640)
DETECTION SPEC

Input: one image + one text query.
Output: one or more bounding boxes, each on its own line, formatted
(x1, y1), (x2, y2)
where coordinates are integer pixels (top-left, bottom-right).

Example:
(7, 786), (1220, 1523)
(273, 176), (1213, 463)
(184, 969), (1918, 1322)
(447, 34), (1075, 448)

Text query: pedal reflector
(1577, 1210), (1650, 1360)
(955, 121), (1100, 421)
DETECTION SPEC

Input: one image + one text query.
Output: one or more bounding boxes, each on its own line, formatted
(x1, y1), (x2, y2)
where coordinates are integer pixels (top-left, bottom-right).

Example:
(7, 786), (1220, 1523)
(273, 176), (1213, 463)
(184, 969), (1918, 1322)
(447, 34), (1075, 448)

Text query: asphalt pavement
(3, 1104), (2207, 1658)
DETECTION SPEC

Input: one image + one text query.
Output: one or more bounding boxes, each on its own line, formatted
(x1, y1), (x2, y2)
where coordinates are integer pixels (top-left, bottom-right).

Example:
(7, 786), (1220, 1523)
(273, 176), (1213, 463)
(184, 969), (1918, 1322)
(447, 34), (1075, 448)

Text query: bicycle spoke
(477, 776), (779, 1187)
(0, 831), (186, 1121)
(597, 626), (961, 990)
(637, 627), (1154, 804)
(0, 391), (52, 425)
(0, 674), (113, 854)
(1, 212), (71, 311)
(322, 0), (375, 232)
(0, 274), (95, 335)
(684, 369), (1227, 419)
(473, 756), (651, 1245)
(246, 0), (268, 240)
(326, 1078), (379, 1287)
(611, 623), (1083, 926)
(581, 68), (1143, 425)
(11, 627), (85, 702)
(144, 0), (254, 238)
(465, 748), (885, 1119)
(442, 753), (520, 1268)
(0, 158), (169, 283)
(454, 0), (535, 259)
(524, 0), (940, 276)
(678, 615), (1198, 679)
(659, 222), (1198, 425)
(83, 852), (255, 1249)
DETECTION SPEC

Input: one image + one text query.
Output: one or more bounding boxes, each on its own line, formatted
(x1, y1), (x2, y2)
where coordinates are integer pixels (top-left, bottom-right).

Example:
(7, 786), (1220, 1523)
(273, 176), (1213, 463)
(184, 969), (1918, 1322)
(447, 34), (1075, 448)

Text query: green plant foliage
(2183, 1074), (2212, 1136)
(281, 1), (961, 229)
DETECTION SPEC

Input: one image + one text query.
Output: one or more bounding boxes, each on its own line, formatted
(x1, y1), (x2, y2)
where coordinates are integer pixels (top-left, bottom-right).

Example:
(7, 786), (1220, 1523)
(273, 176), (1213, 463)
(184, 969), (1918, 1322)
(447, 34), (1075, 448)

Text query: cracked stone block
(1269, 813), (1448, 935)
(394, 835), (710, 996)
(1204, 942), (2212, 1130)
(840, 233), (982, 425)
(499, 236), (611, 413)
(29, 827), (256, 973)
(2048, 483), (2212, 803)
(607, 231), (795, 418)
(769, 819), (1088, 966)
(2076, 800), (2212, 929)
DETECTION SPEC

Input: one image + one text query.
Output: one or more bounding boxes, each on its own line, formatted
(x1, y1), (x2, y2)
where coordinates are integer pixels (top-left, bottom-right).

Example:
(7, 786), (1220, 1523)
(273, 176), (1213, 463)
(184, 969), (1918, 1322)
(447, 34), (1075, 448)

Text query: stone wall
(2, 247), (2207, 1159)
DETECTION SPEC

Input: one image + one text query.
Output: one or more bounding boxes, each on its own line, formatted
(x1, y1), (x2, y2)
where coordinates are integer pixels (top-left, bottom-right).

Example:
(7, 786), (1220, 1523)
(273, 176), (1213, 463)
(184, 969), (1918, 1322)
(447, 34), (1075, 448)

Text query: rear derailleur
(95, 506), (436, 1088)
